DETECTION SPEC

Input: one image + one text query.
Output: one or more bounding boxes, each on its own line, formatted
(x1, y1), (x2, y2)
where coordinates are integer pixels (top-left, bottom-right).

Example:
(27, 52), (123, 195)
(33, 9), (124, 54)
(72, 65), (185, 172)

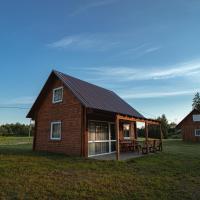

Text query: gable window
(51, 121), (61, 140)
(123, 124), (130, 139)
(195, 129), (200, 137)
(193, 115), (200, 122)
(53, 87), (63, 103)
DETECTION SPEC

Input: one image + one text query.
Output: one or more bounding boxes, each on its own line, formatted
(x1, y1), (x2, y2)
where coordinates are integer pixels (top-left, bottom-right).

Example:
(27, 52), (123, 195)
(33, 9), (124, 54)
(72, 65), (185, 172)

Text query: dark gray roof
(176, 108), (200, 128)
(54, 70), (145, 119)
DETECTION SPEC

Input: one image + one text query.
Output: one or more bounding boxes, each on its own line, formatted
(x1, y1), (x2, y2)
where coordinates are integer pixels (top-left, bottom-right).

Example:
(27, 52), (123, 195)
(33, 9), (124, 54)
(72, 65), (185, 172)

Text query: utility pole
(28, 119), (32, 142)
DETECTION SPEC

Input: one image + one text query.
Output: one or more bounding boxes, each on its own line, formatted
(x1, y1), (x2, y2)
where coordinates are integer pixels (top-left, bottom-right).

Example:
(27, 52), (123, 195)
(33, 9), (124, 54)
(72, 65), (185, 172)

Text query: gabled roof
(176, 108), (200, 128)
(27, 70), (145, 119)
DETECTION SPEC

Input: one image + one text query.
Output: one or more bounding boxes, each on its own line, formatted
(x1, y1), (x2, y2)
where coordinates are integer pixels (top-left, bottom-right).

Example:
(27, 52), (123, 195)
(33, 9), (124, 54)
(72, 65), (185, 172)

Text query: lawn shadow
(0, 144), (86, 162)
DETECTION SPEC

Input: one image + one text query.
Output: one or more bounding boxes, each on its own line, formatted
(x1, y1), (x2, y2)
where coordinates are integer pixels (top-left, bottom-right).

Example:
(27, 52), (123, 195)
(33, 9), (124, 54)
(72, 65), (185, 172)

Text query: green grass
(0, 136), (33, 145)
(0, 137), (200, 200)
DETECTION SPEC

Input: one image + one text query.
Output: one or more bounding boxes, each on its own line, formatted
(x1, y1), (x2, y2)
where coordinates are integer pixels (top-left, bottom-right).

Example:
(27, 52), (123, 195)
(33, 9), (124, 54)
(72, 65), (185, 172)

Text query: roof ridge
(54, 70), (114, 93)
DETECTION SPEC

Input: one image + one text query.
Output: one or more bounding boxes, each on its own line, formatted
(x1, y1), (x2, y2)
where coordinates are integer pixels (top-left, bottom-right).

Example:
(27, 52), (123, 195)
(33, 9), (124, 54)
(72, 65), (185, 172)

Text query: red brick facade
(28, 71), (143, 157)
(178, 109), (200, 142)
(33, 76), (83, 155)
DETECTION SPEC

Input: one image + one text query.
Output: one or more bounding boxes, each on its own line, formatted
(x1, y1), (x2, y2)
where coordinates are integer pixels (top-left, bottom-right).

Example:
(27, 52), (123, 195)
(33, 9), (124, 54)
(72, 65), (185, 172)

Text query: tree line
(0, 123), (33, 137)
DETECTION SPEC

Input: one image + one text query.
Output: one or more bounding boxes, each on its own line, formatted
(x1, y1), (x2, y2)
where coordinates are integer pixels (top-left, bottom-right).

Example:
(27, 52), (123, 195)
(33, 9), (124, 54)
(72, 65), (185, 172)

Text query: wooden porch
(91, 138), (162, 160)
(91, 152), (144, 160)
(115, 114), (163, 160)
(84, 109), (163, 160)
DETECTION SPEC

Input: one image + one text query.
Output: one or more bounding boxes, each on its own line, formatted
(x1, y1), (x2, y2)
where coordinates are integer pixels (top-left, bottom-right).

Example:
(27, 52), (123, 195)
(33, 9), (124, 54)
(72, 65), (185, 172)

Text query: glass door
(88, 121), (116, 156)
(88, 121), (109, 156)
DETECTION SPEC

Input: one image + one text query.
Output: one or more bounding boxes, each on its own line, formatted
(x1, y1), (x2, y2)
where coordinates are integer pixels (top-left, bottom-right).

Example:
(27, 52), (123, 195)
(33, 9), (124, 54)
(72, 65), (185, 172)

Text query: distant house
(177, 109), (200, 142)
(27, 70), (160, 159)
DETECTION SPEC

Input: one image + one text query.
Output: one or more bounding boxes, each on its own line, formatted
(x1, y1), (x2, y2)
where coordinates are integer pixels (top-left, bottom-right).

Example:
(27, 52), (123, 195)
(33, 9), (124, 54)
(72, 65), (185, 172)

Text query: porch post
(83, 107), (88, 158)
(145, 122), (149, 154)
(115, 115), (120, 160)
(134, 122), (137, 139)
(33, 119), (37, 151)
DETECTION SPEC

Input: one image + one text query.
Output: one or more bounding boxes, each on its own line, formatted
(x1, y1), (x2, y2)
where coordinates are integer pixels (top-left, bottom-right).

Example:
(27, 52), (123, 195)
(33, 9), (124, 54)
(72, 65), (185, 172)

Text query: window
(53, 87), (63, 103)
(51, 122), (61, 140)
(123, 124), (130, 139)
(193, 115), (200, 122)
(88, 121), (116, 156)
(195, 129), (200, 137)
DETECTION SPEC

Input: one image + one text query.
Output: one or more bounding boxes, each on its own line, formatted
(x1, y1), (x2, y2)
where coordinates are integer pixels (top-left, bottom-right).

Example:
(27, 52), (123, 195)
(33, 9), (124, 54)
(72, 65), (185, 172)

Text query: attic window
(193, 115), (200, 122)
(53, 87), (63, 103)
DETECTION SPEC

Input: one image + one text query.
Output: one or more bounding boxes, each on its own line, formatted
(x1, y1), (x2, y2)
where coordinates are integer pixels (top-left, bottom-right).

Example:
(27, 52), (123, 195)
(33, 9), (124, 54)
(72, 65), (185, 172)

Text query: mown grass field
(0, 137), (199, 200)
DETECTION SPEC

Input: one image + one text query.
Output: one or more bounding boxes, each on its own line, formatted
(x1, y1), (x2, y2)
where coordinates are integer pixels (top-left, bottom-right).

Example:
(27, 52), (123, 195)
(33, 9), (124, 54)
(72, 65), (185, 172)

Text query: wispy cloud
(48, 36), (77, 48)
(119, 43), (150, 55)
(86, 59), (200, 81)
(118, 43), (161, 60)
(48, 34), (119, 50)
(120, 90), (198, 99)
(48, 33), (160, 55)
(144, 46), (161, 53)
(70, 0), (119, 16)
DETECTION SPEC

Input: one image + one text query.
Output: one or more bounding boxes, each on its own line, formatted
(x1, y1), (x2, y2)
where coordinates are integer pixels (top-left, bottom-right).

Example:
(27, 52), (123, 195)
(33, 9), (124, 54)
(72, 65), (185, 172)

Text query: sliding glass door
(88, 121), (116, 156)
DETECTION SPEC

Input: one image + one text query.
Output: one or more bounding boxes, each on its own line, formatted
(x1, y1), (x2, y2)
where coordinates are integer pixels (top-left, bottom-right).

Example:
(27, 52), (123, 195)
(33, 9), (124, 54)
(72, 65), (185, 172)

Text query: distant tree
(168, 122), (177, 137)
(168, 122), (177, 128)
(192, 92), (200, 111)
(138, 115), (179, 139)
(157, 114), (169, 139)
(0, 126), (9, 136)
(137, 127), (145, 137)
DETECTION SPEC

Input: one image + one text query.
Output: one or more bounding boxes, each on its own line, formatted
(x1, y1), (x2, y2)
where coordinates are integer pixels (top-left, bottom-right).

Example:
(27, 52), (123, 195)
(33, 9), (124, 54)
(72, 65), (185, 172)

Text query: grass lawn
(0, 137), (200, 200)
(0, 136), (33, 145)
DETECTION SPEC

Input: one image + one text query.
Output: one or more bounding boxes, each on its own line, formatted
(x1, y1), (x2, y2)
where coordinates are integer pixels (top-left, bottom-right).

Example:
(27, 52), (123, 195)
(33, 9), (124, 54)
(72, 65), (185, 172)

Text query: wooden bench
(142, 139), (162, 154)
(120, 140), (141, 154)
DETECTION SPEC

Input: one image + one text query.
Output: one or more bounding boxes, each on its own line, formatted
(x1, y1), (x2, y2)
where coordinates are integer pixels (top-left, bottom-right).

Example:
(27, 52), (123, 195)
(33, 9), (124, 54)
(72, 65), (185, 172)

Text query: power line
(0, 106), (30, 110)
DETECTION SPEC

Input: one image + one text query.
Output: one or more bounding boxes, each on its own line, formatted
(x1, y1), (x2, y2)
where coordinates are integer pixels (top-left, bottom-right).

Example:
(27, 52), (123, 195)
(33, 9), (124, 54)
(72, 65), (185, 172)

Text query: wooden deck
(90, 152), (146, 161)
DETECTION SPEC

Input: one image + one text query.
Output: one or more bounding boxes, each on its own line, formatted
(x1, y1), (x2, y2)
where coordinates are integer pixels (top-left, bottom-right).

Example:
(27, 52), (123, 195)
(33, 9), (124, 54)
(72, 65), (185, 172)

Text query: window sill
(52, 100), (63, 104)
(50, 138), (61, 141)
(124, 137), (130, 140)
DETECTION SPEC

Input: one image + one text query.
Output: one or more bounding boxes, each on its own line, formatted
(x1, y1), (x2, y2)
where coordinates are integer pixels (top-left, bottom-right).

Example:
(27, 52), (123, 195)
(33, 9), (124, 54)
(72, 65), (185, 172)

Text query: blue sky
(0, 0), (200, 124)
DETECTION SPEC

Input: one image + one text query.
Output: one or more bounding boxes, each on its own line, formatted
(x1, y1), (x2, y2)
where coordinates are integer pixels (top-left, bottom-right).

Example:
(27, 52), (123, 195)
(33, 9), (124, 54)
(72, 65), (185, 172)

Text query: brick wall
(180, 109), (200, 142)
(34, 76), (83, 155)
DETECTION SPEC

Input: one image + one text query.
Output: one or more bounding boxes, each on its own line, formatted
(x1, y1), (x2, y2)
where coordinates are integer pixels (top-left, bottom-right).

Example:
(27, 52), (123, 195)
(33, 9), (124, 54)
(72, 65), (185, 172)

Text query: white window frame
(88, 120), (116, 157)
(195, 129), (200, 137)
(193, 115), (200, 122)
(52, 87), (63, 104)
(50, 121), (62, 140)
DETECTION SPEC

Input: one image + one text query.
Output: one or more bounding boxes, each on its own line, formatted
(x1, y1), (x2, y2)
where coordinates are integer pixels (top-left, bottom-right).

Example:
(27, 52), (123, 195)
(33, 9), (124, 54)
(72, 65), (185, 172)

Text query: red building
(177, 109), (200, 142)
(27, 70), (161, 159)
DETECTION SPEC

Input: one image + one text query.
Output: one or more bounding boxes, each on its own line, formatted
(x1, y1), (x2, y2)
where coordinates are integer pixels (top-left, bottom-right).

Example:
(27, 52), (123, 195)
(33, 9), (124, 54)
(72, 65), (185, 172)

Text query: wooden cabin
(177, 109), (200, 142)
(27, 70), (162, 160)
